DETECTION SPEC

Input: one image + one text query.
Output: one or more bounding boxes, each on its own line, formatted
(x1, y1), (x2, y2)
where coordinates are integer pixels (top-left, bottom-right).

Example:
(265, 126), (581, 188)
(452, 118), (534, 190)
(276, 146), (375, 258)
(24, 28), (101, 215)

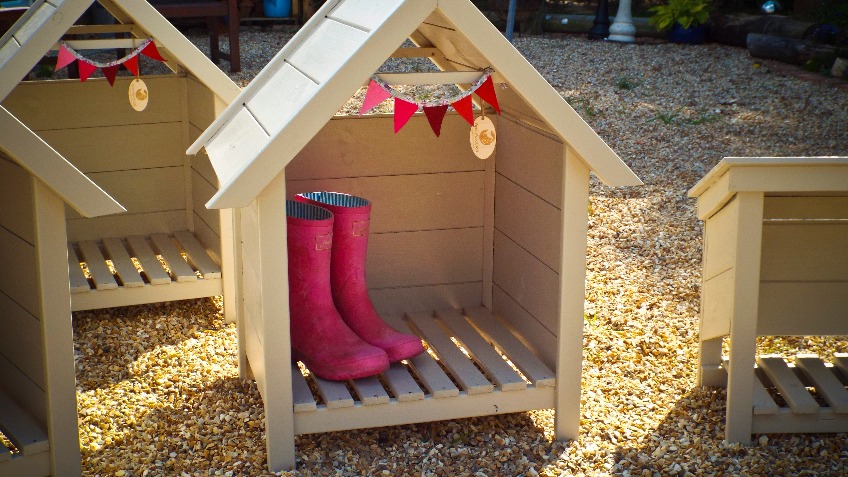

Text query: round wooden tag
(129, 78), (149, 112)
(470, 116), (496, 159)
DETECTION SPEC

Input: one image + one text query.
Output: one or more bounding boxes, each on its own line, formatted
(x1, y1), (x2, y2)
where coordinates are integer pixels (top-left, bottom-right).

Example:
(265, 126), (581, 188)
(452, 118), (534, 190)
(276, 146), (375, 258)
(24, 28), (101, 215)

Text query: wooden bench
(0, 390), (50, 477)
(151, 0), (241, 72)
(689, 156), (848, 443)
(68, 231), (222, 311)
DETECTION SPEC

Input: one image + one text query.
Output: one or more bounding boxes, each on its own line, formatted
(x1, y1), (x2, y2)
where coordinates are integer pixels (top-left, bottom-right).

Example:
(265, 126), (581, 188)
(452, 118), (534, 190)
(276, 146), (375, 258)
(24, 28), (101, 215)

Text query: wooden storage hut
(0, 0), (240, 474)
(189, 0), (642, 471)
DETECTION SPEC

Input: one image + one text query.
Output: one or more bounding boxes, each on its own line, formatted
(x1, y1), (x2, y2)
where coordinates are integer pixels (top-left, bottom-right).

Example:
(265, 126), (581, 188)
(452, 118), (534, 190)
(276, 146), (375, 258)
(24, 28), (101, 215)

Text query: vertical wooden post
(554, 147), (590, 441)
(724, 191), (764, 444)
(256, 172), (296, 471)
(33, 179), (82, 477)
(698, 337), (725, 387)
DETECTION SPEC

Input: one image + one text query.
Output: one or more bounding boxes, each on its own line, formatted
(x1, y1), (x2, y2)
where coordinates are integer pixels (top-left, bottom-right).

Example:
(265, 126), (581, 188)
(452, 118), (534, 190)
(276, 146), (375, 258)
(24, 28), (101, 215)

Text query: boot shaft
(286, 201), (335, 300)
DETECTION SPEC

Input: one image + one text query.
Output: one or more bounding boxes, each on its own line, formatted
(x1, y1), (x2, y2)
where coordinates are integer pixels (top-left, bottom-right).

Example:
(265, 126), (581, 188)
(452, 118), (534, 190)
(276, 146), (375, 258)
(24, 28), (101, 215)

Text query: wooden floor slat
(312, 375), (354, 409)
(407, 312), (493, 395)
(464, 306), (555, 388)
(436, 309), (526, 391)
(351, 376), (390, 406)
(126, 235), (171, 285)
(173, 230), (221, 279)
(758, 355), (820, 414)
(723, 358), (779, 415)
(795, 355), (848, 413)
(383, 362), (425, 402)
(383, 313), (458, 399)
(77, 241), (118, 290)
(149, 233), (198, 282)
(67, 243), (91, 293)
(291, 364), (317, 412)
(833, 353), (848, 383)
(0, 391), (49, 455)
(101, 238), (145, 288)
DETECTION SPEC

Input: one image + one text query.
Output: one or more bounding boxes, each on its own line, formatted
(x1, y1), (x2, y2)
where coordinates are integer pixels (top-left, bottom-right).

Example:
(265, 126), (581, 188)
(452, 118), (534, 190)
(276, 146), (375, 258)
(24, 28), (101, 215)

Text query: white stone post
(608, 0), (636, 43)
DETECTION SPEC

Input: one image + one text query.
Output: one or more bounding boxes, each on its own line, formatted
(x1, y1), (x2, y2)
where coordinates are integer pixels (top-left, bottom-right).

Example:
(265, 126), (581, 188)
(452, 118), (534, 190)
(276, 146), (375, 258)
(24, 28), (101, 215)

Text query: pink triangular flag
(475, 76), (501, 114)
(55, 44), (76, 71)
(359, 80), (392, 115)
(77, 59), (98, 82)
(451, 95), (475, 126)
(102, 65), (119, 86)
(423, 105), (449, 137)
(393, 98), (418, 133)
(140, 41), (166, 62)
(123, 54), (139, 76)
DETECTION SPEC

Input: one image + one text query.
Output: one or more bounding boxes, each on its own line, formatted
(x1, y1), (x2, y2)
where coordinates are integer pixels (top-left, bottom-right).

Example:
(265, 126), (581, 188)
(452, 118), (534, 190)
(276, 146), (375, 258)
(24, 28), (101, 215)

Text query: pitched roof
(0, 0), (241, 217)
(189, 0), (642, 209)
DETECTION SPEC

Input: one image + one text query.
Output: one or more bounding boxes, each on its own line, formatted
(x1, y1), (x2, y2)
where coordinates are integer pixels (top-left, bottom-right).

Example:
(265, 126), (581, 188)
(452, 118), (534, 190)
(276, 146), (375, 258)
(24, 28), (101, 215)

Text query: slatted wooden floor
(68, 231), (222, 311)
(292, 307), (556, 435)
(724, 354), (848, 434)
(0, 390), (50, 475)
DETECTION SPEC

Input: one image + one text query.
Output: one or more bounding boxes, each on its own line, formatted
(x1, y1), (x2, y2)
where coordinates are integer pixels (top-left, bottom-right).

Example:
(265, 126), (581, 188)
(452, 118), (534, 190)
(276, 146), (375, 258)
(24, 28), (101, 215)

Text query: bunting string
(359, 67), (501, 136)
(55, 38), (167, 85)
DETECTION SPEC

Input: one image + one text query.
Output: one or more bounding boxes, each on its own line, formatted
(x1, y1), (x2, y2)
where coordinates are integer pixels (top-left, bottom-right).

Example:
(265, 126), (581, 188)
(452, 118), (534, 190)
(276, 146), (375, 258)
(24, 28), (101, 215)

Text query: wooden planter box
(689, 157), (848, 444)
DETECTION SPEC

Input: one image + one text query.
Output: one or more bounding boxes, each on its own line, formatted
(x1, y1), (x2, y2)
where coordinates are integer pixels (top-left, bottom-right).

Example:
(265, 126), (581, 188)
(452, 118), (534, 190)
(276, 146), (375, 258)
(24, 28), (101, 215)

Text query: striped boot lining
(299, 191), (369, 208)
(286, 200), (333, 220)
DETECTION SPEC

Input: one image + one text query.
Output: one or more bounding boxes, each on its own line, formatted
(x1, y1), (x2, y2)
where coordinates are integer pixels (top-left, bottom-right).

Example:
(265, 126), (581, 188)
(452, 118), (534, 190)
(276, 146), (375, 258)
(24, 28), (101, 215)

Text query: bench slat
(464, 306), (556, 387)
(126, 236), (171, 285)
(795, 355), (848, 413)
(758, 355), (820, 414)
(407, 312), (493, 395)
(0, 391), (49, 455)
(383, 314), (458, 399)
(67, 243), (91, 293)
(101, 238), (145, 288)
(77, 241), (118, 290)
(350, 375), (390, 406)
(149, 233), (197, 282)
(383, 362), (424, 402)
(291, 364), (317, 412)
(436, 309), (526, 391)
(311, 375), (354, 409)
(173, 230), (221, 279)
(723, 358), (779, 415)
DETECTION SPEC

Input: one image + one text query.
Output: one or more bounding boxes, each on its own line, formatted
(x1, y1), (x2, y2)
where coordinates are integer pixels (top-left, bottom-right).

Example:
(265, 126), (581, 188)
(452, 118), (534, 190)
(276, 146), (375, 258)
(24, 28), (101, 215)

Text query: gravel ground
(72, 26), (848, 476)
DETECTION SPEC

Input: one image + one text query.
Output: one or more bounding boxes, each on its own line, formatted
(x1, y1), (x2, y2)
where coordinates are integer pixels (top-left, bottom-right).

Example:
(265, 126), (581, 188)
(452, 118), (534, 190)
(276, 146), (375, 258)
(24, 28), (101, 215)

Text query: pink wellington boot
(295, 192), (425, 362)
(286, 200), (389, 380)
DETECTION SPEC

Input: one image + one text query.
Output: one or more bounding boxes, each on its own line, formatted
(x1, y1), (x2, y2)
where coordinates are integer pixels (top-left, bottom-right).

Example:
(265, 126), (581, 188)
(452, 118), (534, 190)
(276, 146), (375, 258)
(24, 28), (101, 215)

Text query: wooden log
(747, 33), (838, 65)
(540, 14), (663, 38)
(711, 14), (813, 47)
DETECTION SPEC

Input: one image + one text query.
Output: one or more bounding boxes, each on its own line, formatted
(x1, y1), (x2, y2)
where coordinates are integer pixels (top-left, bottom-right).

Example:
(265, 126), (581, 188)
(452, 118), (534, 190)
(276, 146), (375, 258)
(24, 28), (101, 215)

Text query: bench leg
(208, 16), (221, 64)
(698, 336), (725, 387)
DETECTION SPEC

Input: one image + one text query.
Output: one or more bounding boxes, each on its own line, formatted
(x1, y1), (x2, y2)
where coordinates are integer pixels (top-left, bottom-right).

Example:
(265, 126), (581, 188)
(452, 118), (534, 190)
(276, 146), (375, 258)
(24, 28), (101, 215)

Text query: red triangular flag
(451, 95), (474, 126)
(359, 80), (392, 115)
(55, 44), (76, 71)
(123, 54), (139, 76)
(140, 41), (166, 62)
(77, 60), (98, 82)
(475, 76), (501, 114)
(102, 65), (119, 86)
(423, 105), (449, 137)
(393, 98), (418, 133)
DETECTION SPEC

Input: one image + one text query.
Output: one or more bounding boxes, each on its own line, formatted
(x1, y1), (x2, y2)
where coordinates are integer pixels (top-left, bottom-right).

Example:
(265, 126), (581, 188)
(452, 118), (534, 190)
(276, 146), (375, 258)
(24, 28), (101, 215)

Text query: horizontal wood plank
(192, 215), (222, 266)
(351, 376), (390, 406)
(702, 198), (739, 281)
(186, 75), (218, 132)
(291, 364), (318, 412)
(192, 170), (221, 233)
(0, 292), (44, 390)
(287, 17), (368, 84)
(286, 114), (483, 180)
(4, 76), (183, 130)
(66, 210), (187, 243)
(327, 0), (403, 31)
(757, 282), (848, 336)
(494, 174), (562, 272)
(369, 282), (482, 316)
(0, 226), (38, 315)
(492, 231), (559, 336)
(204, 107), (270, 192)
(36, 123), (185, 174)
(763, 196), (848, 220)
(495, 116), (564, 208)
(492, 286), (558, 370)
(721, 358), (779, 415)
(245, 62), (319, 137)
(383, 313), (458, 399)
(760, 223), (848, 282)
(65, 167), (185, 219)
(435, 309), (526, 391)
(407, 312), (493, 395)
(464, 306), (555, 388)
(288, 171), (485, 233)
(312, 375), (355, 409)
(0, 158), (34, 244)
(383, 363), (425, 402)
(757, 355), (819, 414)
(70, 277), (222, 312)
(699, 269), (734, 341)
(367, 228), (483, 289)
